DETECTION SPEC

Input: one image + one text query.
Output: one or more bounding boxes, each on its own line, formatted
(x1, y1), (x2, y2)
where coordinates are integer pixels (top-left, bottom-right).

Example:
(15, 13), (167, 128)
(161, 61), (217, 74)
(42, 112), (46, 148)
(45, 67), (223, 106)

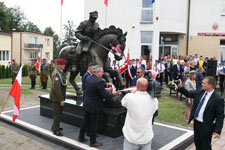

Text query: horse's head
(110, 32), (127, 61)
(92, 26), (127, 61)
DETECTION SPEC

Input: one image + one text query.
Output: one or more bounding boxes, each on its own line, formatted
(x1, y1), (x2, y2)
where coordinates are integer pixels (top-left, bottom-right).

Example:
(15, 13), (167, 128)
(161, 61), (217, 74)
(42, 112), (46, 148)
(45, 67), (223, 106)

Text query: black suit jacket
(84, 75), (114, 113)
(165, 62), (173, 73)
(130, 77), (138, 86)
(173, 64), (183, 79)
(178, 87), (224, 135)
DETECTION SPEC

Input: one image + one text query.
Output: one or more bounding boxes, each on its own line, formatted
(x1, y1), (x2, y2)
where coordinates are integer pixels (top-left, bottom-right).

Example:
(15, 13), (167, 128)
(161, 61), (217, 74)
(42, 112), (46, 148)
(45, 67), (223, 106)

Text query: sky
(1, 0), (84, 36)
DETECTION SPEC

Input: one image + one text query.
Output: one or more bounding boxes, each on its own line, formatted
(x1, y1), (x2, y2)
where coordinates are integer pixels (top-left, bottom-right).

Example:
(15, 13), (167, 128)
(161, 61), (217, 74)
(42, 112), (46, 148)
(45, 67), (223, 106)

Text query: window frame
(0, 50), (10, 62)
(140, 31), (153, 56)
(141, 0), (154, 23)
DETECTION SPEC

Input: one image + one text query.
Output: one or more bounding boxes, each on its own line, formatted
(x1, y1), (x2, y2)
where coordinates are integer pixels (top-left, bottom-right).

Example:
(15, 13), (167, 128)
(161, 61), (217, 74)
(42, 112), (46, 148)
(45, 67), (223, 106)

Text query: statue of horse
(58, 26), (127, 96)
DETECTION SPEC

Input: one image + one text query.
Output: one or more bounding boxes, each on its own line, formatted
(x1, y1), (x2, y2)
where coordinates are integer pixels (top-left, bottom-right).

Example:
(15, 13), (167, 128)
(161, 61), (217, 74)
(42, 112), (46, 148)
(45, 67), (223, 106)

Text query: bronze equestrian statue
(58, 24), (127, 97)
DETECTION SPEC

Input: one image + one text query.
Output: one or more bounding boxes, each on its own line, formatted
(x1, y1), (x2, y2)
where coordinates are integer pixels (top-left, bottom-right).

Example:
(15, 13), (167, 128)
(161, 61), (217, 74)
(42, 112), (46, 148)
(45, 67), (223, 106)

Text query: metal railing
(24, 43), (43, 49)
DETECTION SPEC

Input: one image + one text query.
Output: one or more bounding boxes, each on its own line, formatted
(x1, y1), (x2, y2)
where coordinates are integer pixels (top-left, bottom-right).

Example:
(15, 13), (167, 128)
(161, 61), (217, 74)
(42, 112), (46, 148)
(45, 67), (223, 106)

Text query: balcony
(24, 43), (43, 49)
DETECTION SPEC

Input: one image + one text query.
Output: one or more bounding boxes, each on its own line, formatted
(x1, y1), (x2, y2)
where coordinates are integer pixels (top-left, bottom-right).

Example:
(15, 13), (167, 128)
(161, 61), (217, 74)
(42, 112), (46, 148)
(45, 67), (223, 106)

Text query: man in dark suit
(176, 76), (224, 150)
(130, 67), (145, 86)
(82, 63), (95, 101)
(173, 60), (183, 80)
(164, 58), (173, 84)
(78, 65), (118, 147)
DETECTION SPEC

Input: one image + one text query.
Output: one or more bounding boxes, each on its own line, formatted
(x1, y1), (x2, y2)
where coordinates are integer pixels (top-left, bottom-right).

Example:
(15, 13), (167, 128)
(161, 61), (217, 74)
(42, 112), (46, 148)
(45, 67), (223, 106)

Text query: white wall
(189, 0), (225, 36)
(158, 0), (188, 34)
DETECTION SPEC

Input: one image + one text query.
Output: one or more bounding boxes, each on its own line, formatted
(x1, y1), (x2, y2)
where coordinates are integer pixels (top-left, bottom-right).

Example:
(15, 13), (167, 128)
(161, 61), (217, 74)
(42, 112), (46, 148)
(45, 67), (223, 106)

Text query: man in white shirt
(156, 59), (165, 86)
(122, 78), (158, 150)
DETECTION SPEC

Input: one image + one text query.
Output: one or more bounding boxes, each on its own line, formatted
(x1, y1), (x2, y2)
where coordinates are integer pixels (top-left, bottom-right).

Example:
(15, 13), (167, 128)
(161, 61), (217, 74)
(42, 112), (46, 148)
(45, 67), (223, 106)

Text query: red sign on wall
(198, 33), (225, 36)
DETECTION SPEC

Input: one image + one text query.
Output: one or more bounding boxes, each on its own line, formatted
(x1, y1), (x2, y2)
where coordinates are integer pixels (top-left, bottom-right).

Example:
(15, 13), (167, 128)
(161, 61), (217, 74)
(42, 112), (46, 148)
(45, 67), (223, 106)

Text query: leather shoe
(59, 127), (63, 131)
(90, 142), (103, 147)
(78, 137), (88, 143)
(53, 131), (63, 136)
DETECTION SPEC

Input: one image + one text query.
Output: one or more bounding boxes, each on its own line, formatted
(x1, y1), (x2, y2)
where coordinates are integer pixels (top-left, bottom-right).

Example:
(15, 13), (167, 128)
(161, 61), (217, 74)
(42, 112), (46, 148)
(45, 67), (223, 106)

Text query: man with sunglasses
(130, 67), (145, 86)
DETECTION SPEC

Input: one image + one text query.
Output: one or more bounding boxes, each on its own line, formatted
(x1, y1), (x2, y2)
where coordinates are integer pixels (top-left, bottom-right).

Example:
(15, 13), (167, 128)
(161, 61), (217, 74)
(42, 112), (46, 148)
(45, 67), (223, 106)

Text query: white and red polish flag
(61, 0), (64, 5)
(9, 65), (23, 122)
(104, 0), (108, 7)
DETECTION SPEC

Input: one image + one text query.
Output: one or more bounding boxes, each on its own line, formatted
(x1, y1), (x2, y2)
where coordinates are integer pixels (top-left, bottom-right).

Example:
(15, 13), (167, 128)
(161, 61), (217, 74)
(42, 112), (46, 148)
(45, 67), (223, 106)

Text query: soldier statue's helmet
(55, 59), (67, 65)
(89, 11), (98, 18)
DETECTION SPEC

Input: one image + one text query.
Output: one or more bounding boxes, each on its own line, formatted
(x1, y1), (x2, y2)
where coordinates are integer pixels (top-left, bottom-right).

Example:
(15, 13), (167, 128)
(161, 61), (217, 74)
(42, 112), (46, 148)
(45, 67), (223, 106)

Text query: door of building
(159, 45), (178, 57)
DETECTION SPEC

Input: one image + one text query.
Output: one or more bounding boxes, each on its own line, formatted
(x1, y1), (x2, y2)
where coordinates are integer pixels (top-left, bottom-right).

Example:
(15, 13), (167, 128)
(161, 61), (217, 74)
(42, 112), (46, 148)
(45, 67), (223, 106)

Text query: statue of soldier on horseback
(59, 11), (127, 99)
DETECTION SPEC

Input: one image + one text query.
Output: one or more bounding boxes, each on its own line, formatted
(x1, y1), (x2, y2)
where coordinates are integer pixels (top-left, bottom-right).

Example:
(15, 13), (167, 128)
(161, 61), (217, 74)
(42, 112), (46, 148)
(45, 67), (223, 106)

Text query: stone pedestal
(39, 93), (126, 138)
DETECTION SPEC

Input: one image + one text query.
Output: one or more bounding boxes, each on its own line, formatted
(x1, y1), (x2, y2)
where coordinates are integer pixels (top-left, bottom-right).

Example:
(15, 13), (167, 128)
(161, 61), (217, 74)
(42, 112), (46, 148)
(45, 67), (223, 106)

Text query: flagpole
(105, 4), (107, 28)
(60, 1), (63, 44)
(0, 94), (10, 114)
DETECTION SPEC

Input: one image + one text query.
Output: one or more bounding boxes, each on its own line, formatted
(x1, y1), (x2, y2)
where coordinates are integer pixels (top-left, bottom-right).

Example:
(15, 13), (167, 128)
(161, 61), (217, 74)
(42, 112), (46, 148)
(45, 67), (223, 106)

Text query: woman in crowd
(184, 70), (196, 122)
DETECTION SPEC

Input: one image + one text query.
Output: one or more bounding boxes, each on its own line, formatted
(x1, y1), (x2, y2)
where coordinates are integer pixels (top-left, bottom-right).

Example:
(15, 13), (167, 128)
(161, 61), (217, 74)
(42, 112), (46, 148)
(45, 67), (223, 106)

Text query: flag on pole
(104, 0), (108, 7)
(147, 53), (152, 70)
(36, 50), (41, 71)
(119, 52), (130, 73)
(9, 65), (23, 122)
(152, 0), (155, 4)
(61, 0), (63, 5)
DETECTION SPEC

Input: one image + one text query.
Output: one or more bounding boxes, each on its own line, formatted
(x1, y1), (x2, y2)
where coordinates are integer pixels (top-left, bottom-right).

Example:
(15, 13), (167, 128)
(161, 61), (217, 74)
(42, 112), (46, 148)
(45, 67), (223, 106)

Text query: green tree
(22, 21), (41, 33)
(44, 27), (60, 59)
(0, 2), (10, 30)
(63, 20), (77, 45)
(7, 6), (26, 30)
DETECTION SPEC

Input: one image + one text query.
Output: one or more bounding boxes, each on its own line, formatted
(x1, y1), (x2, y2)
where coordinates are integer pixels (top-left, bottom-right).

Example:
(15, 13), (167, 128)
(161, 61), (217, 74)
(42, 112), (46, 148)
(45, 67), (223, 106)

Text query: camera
(144, 71), (162, 98)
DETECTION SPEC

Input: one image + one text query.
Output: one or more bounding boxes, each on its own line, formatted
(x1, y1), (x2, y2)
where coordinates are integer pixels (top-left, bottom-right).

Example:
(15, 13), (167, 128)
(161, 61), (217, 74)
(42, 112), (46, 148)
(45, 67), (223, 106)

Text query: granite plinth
(39, 93), (126, 138)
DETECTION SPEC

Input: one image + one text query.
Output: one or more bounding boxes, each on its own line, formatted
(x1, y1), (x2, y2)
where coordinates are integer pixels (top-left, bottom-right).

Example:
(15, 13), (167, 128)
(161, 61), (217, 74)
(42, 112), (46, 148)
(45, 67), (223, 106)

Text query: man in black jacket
(78, 65), (118, 147)
(176, 76), (224, 150)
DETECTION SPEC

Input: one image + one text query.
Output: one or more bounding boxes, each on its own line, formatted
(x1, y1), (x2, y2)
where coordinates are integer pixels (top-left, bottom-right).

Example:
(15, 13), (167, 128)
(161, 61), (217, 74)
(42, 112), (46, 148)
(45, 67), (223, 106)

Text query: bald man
(122, 78), (158, 150)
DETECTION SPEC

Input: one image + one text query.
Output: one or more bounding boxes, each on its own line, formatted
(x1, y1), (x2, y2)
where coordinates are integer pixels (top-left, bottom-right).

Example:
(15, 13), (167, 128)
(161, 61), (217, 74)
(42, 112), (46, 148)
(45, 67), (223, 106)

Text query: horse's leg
(103, 72), (113, 84)
(106, 68), (125, 89)
(69, 69), (82, 95)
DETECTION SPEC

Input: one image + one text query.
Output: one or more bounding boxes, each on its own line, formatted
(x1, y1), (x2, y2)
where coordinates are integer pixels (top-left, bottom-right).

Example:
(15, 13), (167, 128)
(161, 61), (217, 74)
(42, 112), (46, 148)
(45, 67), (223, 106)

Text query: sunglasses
(136, 72), (141, 74)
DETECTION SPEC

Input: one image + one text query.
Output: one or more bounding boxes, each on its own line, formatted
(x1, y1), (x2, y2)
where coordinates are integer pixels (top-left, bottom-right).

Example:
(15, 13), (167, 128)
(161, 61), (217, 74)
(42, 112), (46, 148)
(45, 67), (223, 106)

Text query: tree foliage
(63, 20), (77, 45)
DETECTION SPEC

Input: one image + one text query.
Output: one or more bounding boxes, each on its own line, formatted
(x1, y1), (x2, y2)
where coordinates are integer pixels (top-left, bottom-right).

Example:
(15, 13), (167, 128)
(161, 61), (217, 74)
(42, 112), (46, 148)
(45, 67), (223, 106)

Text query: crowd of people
(9, 53), (224, 149)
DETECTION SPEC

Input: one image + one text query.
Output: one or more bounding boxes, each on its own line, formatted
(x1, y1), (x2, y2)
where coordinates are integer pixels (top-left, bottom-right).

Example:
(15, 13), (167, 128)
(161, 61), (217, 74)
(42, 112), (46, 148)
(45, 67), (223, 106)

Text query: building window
(29, 36), (37, 44)
(29, 52), (37, 59)
(0, 50), (10, 62)
(45, 52), (49, 59)
(141, 0), (153, 22)
(45, 38), (50, 46)
(222, 0), (225, 15)
(141, 31), (153, 56)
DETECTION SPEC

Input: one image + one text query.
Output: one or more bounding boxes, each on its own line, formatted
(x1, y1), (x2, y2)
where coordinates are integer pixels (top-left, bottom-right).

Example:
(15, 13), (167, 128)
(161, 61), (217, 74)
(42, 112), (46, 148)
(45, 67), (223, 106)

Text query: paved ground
(185, 121), (225, 150)
(0, 86), (67, 150)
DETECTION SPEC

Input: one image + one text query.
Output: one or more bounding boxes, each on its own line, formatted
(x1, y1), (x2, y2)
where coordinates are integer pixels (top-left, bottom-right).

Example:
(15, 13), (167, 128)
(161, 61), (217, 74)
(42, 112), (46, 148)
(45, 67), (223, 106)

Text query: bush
(1, 65), (6, 78)
(22, 65), (28, 77)
(6, 66), (10, 78)
(0, 65), (2, 79)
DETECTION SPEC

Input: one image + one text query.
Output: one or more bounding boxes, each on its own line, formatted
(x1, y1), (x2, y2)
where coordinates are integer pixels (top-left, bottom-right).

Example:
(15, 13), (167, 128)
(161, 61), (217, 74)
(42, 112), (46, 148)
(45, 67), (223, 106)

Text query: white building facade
(84, 0), (225, 62)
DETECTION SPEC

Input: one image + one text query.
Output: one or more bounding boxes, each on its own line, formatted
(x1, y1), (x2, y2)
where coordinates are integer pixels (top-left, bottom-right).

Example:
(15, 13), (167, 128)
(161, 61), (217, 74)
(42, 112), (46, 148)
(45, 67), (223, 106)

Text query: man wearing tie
(156, 59), (165, 86)
(165, 59), (173, 84)
(173, 60), (183, 80)
(176, 76), (224, 150)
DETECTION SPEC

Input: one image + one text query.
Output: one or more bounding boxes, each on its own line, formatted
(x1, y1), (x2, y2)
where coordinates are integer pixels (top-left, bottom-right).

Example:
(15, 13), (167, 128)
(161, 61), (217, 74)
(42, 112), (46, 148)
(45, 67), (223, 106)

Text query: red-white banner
(36, 50), (41, 71)
(61, 0), (63, 5)
(9, 65), (23, 122)
(104, 0), (108, 7)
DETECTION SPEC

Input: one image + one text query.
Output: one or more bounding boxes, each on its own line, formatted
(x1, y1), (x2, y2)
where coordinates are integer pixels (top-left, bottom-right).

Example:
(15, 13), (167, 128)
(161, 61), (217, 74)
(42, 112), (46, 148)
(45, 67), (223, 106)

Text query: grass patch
(0, 72), (82, 88)
(156, 92), (193, 128)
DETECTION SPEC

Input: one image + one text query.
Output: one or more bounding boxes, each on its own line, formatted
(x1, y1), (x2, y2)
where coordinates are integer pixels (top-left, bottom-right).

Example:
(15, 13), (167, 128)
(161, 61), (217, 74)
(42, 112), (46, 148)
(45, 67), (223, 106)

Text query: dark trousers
(157, 73), (163, 86)
(194, 120), (212, 150)
(165, 71), (173, 84)
(51, 102), (63, 133)
(79, 111), (99, 144)
(220, 74), (224, 95)
(30, 75), (36, 89)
